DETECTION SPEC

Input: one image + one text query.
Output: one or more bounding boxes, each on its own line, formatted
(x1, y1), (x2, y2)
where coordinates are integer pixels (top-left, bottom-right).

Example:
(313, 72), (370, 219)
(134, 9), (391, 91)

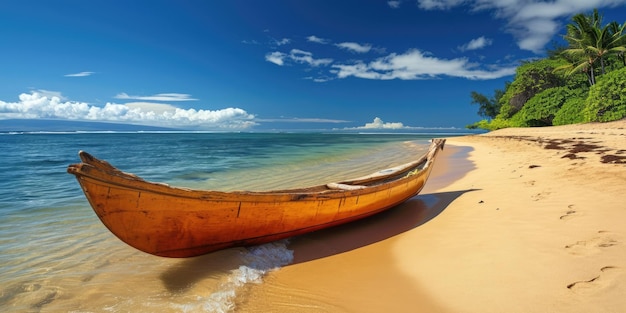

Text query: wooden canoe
(67, 138), (445, 258)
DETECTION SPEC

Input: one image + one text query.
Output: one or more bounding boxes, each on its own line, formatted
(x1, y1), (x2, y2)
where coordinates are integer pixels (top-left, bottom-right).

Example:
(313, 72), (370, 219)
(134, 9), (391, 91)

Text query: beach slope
(243, 120), (626, 313)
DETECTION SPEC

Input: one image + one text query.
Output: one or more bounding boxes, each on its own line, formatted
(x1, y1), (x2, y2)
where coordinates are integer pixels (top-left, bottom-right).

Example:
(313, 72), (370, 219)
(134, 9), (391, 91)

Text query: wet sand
(243, 120), (626, 312)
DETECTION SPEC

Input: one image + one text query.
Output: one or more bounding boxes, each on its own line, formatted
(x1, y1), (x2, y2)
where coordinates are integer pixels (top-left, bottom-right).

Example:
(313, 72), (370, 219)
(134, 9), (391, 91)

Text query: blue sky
(1, 1), (626, 131)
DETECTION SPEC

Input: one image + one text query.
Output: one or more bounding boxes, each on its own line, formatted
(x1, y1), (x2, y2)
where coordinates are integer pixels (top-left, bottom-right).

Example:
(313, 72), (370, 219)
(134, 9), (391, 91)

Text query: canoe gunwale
(67, 139), (444, 200)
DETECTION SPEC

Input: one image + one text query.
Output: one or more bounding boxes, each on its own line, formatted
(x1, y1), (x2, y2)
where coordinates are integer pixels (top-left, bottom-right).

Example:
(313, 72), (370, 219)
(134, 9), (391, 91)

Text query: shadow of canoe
(159, 189), (475, 292)
(289, 189), (477, 264)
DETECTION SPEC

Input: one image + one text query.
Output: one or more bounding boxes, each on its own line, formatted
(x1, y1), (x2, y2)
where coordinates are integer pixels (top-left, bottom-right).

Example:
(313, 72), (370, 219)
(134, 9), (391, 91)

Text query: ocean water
(0, 131), (456, 312)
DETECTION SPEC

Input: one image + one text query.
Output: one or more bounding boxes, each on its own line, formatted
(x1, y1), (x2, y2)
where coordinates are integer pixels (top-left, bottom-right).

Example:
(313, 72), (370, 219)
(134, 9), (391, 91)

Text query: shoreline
(242, 120), (626, 312)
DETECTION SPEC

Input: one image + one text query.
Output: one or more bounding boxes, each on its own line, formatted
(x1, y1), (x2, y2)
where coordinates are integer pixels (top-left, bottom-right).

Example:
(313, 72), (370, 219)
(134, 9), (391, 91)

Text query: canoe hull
(68, 139), (445, 258)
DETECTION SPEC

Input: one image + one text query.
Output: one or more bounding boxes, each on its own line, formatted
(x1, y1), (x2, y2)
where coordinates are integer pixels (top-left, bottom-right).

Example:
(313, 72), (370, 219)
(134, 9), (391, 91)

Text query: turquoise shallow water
(0, 131), (459, 312)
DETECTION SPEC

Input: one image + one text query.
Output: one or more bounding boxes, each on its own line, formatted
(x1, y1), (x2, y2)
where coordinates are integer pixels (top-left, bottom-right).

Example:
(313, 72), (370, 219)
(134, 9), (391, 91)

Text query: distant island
(0, 119), (178, 132)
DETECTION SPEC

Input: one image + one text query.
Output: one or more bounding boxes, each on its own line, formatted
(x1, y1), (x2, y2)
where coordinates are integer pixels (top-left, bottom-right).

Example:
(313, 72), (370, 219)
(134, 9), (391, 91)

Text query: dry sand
(242, 119), (626, 313)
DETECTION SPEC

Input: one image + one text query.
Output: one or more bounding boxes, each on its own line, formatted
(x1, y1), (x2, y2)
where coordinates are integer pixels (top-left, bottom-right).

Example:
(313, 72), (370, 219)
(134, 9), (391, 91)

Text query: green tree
(586, 20), (626, 74)
(470, 85), (506, 119)
(510, 87), (586, 126)
(468, 8), (626, 130)
(608, 21), (626, 67)
(583, 67), (626, 122)
(558, 9), (626, 85)
(559, 10), (601, 85)
(497, 58), (566, 118)
(553, 97), (587, 125)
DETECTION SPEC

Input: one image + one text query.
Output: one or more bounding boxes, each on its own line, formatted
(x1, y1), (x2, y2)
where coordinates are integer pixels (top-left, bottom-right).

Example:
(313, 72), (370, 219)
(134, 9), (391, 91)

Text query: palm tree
(608, 21), (626, 67)
(558, 10), (601, 85)
(557, 9), (626, 85)
(588, 20), (626, 74)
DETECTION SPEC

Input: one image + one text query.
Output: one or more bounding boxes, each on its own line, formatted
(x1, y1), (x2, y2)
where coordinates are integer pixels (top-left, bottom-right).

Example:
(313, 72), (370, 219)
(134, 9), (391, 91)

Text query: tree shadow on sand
(159, 189), (476, 292)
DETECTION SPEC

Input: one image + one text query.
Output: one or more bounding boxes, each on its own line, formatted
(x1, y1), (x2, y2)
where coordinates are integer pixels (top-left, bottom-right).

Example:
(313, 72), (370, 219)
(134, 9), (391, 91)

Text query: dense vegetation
(469, 9), (626, 130)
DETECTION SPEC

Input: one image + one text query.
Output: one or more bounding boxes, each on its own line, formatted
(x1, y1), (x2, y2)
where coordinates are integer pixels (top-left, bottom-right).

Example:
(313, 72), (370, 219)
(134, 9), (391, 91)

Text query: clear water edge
(0, 132), (452, 312)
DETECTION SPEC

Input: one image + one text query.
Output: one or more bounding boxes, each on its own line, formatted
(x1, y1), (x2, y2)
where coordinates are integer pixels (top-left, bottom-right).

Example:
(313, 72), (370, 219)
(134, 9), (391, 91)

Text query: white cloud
(345, 117), (418, 130)
(343, 117), (460, 131)
(388, 1), (401, 9)
(331, 49), (516, 80)
(514, 19), (560, 52)
(416, 0), (626, 53)
(289, 49), (333, 66)
(265, 51), (287, 66)
(0, 92), (256, 129)
(32, 89), (66, 100)
(274, 38), (291, 46)
(64, 71), (94, 77)
(266, 49), (333, 67)
(335, 42), (372, 53)
(304, 75), (334, 83)
(417, 0), (465, 10)
(458, 36), (493, 51)
(115, 92), (198, 101)
(362, 117), (405, 129)
(241, 39), (260, 45)
(124, 102), (178, 114)
(307, 35), (330, 44)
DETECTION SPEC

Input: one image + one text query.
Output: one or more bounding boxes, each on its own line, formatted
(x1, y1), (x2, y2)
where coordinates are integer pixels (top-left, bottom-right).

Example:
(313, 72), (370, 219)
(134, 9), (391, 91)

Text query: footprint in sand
(531, 191), (551, 201)
(567, 266), (622, 295)
(565, 230), (619, 256)
(559, 205), (579, 221)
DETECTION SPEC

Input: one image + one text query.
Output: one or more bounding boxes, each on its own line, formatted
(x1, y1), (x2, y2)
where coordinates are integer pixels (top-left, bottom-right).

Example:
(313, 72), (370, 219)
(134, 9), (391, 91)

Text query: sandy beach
(242, 119), (626, 312)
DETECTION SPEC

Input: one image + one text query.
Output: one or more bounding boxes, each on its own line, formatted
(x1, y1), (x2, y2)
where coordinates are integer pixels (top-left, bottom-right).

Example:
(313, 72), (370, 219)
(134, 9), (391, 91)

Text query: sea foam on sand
(173, 240), (293, 313)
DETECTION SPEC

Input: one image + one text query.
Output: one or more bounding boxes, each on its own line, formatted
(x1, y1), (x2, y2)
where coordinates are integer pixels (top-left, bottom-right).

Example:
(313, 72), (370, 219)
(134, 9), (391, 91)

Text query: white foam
(172, 240), (294, 313)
